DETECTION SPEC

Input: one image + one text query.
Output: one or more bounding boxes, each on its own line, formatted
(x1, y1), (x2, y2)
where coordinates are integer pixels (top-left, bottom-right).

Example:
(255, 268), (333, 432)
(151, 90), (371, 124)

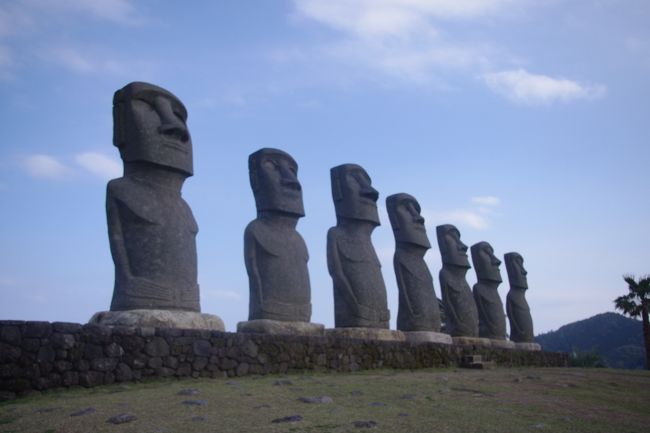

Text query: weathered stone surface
(505, 252), (535, 343)
(471, 241), (507, 340)
(491, 339), (516, 349)
(145, 337), (170, 357)
(89, 310), (224, 331)
(107, 413), (137, 424)
(0, 343), (21, 362)
(0, 326), (21, 345)
(70, 407), (96, 417)
(79, 371), (104, 387)
(403, 331), (452, 345)
(328, 164), (389, 329)
(37, 346), (55, 363)
(436, 224), (478, 337)
(326, 328), (405, 342)
(193, 340), (212, 357)
(53, 322), (82, 333)
(51, 333), (76, 350)
(452, 337), (492, 347)
(24, 322), (52, 338)
(515, 342), (541, 351)
(105, 342), (124, 357)
(272, 415), (303, 423)
(91, 358), (118, 372)
(386, 193), (441, 332)
(237, 320), (324, 337)
(298, 395), (333, 404)
(245, 148), (311, 322)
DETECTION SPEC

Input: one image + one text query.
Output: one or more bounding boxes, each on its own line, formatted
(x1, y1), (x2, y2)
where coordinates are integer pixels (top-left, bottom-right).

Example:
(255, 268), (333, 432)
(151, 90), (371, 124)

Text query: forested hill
(535, 312), (645, 369)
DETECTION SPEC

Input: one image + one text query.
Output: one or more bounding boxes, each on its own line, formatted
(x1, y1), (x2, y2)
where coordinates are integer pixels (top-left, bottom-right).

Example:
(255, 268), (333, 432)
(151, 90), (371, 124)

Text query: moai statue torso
(387, 193), (441, 332)
(107, 82), (199, 312)
(471, 241), (507, 339)
(436, 224), (478, 337)
(327, 164), (389, 328)
(504, 252), (534, 342)
(244, 148), (311, 322)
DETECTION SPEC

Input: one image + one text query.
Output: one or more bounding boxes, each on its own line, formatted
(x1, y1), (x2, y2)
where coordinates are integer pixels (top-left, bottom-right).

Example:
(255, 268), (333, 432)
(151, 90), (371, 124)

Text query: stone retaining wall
(0, 320), (568, 398)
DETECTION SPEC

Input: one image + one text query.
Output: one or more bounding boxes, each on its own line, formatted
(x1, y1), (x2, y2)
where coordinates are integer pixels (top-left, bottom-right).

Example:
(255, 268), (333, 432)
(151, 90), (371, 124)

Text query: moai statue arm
(440, 277), (460, 330)
(106, 182), (131, 286)
(244, 223), (264, 310)
(395, 256), (418, 318)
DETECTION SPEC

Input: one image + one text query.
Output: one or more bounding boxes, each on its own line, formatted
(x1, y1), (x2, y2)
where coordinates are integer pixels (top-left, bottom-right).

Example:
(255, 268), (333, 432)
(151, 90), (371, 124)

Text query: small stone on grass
(107, 413), (137, 424)
(273, 379), (293, 386)
(70, 407), (96, 417)
(182, 400), (207, 406)
(177, 388), (200, 396)
(271, 415), (303, 423)
(353, 420), (378, 428)
(298, 396), (333, 404)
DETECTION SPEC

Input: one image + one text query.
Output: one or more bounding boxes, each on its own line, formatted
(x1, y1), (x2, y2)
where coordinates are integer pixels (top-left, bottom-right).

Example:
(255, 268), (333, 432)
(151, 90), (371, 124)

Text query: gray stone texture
(88, 309), (224, 331)
(436, 225), (479, 337)
(403, 331), (453, 345)
(471, 241), (507, 340)
(504, 252), (535, 343)
(244, 148), (311, 322)
(108, 81), (199, 312)
(386, 193), (442, 332)
(327, 164), (389, 329)
(237, 319), (324, 336)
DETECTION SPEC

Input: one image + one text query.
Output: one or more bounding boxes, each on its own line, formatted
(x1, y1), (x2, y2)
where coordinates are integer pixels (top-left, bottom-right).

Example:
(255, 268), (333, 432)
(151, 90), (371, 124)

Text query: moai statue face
(113, 81), (193, 176)
(249, 148), (304, 216)
(331, 164), (379, 225)
(386, 193), (430, 249)
(436, 224), (470, 268)
(471, 241), (502, 283)
(505, 252), (528, 289)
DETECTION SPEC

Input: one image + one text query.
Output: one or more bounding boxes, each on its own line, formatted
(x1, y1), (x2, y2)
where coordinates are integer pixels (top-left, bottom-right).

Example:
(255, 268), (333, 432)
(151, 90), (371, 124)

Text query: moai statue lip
(249, 147), (304, 217)
(330, 163), (380, 225)
(386, 193), (431, 249)
(471, 241), (502, 283)
(113, 81), (193, 176)
(505, 252), (528, 289)
(436, 224), (470, 268)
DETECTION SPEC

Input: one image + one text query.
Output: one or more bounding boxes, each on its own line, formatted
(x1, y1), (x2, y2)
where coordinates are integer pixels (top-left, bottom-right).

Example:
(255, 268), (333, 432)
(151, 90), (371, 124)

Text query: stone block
(51, 333), (76, 350)
(89, 310), (225, 331)
(24, 322), (52, 338)
(52, 322), (82, 333)
(237, 319), (325, 337)
(0, 326), (22, 345)
(145, 337), (170, 357)
(404, 331), (453, 345)
(192, 340), (212, 357)
(325, 328), (406, 342)
(91, 358), (118, 372)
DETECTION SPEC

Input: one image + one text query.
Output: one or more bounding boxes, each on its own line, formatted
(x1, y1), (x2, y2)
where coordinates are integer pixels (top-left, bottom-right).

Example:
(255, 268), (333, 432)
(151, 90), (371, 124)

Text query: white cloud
(23, 154), (70, 179)
(481, 69), (606, 104)
(471, 195), (500, 206)
(75, 152), (121, 180)
(203, 289), (243, 302)
(427, 209), (489, 230)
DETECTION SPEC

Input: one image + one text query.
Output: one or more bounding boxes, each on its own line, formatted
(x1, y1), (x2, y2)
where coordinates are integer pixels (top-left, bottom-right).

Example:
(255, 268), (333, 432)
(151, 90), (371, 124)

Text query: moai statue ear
(330, 166), (343, 201)
(112, 90), (126, 149)
(248, 152), (259, 192)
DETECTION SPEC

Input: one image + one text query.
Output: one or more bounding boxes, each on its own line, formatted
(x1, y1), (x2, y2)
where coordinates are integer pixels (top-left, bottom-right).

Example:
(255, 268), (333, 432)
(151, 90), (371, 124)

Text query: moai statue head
(386, 193), (431, 249)
(330, 164), (379, 225)
(504, 252), (528, 289)
(471, 241), (502, 283)
(113, 81), (193, 176)
(248, 148), (304, 217)
(436, 224), (470, 268)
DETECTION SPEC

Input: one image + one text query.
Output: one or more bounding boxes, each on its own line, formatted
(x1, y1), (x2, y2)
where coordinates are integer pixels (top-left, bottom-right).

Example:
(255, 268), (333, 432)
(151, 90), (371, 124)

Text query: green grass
(1, 367), (648, 433)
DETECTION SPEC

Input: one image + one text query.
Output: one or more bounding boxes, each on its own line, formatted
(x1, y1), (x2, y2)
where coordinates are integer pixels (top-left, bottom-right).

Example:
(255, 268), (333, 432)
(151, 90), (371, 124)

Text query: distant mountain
(535, 312), (645, 369)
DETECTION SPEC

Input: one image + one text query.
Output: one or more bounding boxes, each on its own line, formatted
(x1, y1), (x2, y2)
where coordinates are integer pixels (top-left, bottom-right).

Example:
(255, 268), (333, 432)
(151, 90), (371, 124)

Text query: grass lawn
(1, 367), (648, 433)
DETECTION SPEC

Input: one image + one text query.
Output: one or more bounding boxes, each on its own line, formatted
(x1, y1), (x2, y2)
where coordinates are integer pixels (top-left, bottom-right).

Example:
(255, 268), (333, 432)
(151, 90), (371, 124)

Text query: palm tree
(614, 275), (650, 370)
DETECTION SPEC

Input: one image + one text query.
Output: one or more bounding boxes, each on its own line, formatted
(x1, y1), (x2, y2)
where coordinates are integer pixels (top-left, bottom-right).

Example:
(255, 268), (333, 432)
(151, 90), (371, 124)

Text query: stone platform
(89, 309), (225, 331)
(452, 336), (493, 347)
(326, 327), (406, 341)
(403, 331), (453, 344)
(515, 342), (542, 351)
(237, 319), (324, 336)
(490, 339), (517, 349)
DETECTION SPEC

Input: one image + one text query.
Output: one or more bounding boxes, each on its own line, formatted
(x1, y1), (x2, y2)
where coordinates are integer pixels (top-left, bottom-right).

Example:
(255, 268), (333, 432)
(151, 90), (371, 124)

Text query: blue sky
(1, 0), (648, 334)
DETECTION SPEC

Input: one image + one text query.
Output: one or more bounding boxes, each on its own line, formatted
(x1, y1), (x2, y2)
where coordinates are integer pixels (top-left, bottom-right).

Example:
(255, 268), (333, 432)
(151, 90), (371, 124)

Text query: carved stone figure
(107, 81), (199, 312)
(327, 164), (389, 329)
(244, 148), (311, 322)
(504, 252), (534, 343)
(471, 241), (506, 340)
(436, 224), (478, 337)
(386, 193), (441, 332)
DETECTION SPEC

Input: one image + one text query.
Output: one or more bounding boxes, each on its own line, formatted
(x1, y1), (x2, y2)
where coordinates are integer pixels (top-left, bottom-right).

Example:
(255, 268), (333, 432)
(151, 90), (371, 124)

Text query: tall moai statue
(90, 81), (223, 330)
(436, 224), (479, 338)
(504, 252), (536, 345)
(327, 164), (390, 329)
(386, 193), (441, 333)
(471, 242), (508, 341)
(243, 148), (312, 324)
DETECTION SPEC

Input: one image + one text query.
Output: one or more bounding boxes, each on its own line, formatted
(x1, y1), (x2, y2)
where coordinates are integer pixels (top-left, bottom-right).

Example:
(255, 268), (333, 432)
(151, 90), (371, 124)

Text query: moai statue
(327, 164), (389, 329)
(436, 224), (479, 337)
(386, 193), (441, 332)
(244, 148), (311, 322)
(107, 81), (199, 312)
(471, 242), (507, 340)
(504, 252), (534, 343)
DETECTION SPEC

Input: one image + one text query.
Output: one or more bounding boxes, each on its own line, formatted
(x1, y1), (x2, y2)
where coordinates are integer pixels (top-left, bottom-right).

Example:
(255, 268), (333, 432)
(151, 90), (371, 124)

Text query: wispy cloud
(427, 209), (489, 230)
(75, 152), (121, 180)
(481, 69), (606, 104)
(23, 154), (70, 179)
(471, 195), (500, 206)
